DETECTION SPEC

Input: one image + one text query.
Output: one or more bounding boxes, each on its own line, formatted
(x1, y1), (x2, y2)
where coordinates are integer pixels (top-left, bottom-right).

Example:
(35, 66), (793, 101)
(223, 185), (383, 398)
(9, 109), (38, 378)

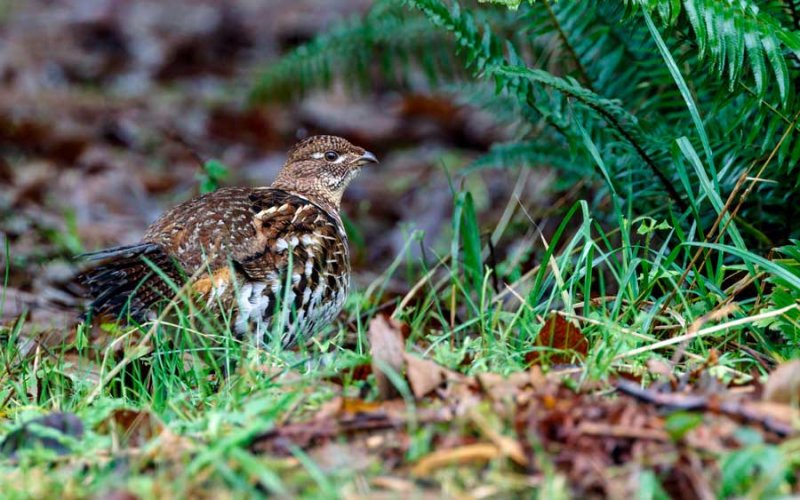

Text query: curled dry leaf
(367, 317), (484, 401)
(476, 367), (547, 402)
(368, 315), (406, 400)
(404, 353), (465, 399)
(410, 443), (503, 476)
(763, 359), (800, 404)
(527, 313), (588, 365)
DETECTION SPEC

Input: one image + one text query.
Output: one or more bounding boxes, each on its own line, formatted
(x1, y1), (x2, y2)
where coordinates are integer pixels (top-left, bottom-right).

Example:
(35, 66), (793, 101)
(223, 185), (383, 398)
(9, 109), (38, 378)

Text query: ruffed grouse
(81, 135), (378, 347)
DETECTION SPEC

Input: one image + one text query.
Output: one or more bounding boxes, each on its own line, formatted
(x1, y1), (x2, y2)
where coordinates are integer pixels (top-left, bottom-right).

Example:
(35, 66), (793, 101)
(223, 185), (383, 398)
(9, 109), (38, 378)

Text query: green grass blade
(643, 9), (714, 174)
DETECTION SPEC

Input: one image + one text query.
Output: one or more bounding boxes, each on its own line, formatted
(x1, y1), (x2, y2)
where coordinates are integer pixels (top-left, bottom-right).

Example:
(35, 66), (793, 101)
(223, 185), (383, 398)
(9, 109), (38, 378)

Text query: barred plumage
(79, 135), (378, 347)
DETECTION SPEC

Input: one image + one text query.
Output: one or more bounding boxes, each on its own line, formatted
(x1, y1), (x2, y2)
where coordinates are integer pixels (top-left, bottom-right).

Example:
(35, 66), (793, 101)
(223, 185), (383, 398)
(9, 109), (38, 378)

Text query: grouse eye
(324, 151), (339, 162)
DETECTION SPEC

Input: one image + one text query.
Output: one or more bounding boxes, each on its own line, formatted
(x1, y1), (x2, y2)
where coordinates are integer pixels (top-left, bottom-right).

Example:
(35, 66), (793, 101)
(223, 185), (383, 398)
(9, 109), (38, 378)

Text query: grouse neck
(263, 185), (342, 222)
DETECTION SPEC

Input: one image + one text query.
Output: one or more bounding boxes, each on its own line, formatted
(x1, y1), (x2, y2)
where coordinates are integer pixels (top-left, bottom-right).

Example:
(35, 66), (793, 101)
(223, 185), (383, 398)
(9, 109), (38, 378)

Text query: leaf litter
(239, 317), (800, 497)
(0, 0), (798, 497)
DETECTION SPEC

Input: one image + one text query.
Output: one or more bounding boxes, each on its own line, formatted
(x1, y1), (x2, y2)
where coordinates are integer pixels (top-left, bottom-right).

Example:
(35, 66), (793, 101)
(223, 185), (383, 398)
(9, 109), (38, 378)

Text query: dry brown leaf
(575, 422), (669, 441)
(309, 442), (374, 473)
(371, 476), (417, 493)
(314, 396), (344, 420)
(468, 407), (528, 466)
(368, 315), (406, 400)
(98, 408), (164, 447)
(475, 372), (518, 401)
(146, 428), (195, 464)
(476, 367), (546, 401)
(738, 401), (799, 430)
(342, 398), (387, 415)
(646, 358), (675, 381)
(368, 477), (444, 499)
(528, 313), (588, 365)
(763, 359), (800, 404)
(410, 443), (503, 476)
(403, 353), (461, 399)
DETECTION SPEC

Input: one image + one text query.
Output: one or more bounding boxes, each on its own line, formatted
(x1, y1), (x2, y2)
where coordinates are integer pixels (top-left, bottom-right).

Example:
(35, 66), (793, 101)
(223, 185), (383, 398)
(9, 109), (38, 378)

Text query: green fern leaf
(625, 0), (800, 106)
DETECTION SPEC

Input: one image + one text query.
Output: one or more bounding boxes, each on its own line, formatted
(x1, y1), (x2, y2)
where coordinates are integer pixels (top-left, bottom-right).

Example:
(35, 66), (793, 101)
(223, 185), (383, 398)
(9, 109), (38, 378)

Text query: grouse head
(271, 135), (378, 212)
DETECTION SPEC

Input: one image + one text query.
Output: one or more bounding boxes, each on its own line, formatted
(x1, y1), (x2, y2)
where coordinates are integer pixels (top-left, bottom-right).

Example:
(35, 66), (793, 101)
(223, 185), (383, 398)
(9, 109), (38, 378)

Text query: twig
(576, 421), (669, 441)
(562, 311), (749, 380)
(660, 109), (800, 314)
(670, 303), (738, 366)
(616, 379), (795, 436)
(618, 303), (799, 359)
(718, 109), (800, 242)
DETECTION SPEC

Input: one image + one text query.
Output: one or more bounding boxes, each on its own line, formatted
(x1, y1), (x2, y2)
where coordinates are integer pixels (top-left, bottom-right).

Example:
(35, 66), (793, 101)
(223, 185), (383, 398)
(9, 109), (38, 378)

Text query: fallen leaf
(98, 408), (163, 447)
(371, 476), (417, 492)
(309, 442), (374, 474)
(646, 358), (675, 382)
(576, 421), (669, 441)
(468, 406), (528, 466)
(368, 315), (406, 400)
(410, 443), (503, 476)
(527, 313), (588, 365)
(404, 353), (460, 399)
(736, 401), (799, 433)
(342, 398), (386, 414)
(0, 412), (84, 458)
(144, 428), (196, 464)
(476, 367), (546, 401)
(763, 359), (800, 404)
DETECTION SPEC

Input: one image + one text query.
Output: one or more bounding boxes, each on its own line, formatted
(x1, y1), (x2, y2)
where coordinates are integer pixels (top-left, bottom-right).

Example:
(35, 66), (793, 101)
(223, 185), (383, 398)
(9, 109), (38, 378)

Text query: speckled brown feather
(80, 135), (376, 347)
(138, 187), (350, 345)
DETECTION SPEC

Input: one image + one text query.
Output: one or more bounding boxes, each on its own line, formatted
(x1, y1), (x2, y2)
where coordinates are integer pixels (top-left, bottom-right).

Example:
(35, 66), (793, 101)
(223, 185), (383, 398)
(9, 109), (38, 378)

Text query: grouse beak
(356, 151), (379, 166)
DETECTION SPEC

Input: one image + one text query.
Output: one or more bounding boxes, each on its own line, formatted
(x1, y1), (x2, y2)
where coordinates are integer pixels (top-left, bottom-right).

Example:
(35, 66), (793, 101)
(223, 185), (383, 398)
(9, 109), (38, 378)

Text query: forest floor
(1, 1), (799, 498)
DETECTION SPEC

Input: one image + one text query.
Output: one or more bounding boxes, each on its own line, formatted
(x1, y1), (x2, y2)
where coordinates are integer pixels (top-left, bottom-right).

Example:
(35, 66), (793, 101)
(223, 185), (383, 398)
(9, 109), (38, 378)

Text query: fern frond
(251, 0), (800, 237)
(408, 0), (687, 209)
(487, 0), (800, 106)
(466, 139), (570, 172)
(625, 0), (800, 105)
(786, 0), (800, 30)
(250, 2), (457, 102)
